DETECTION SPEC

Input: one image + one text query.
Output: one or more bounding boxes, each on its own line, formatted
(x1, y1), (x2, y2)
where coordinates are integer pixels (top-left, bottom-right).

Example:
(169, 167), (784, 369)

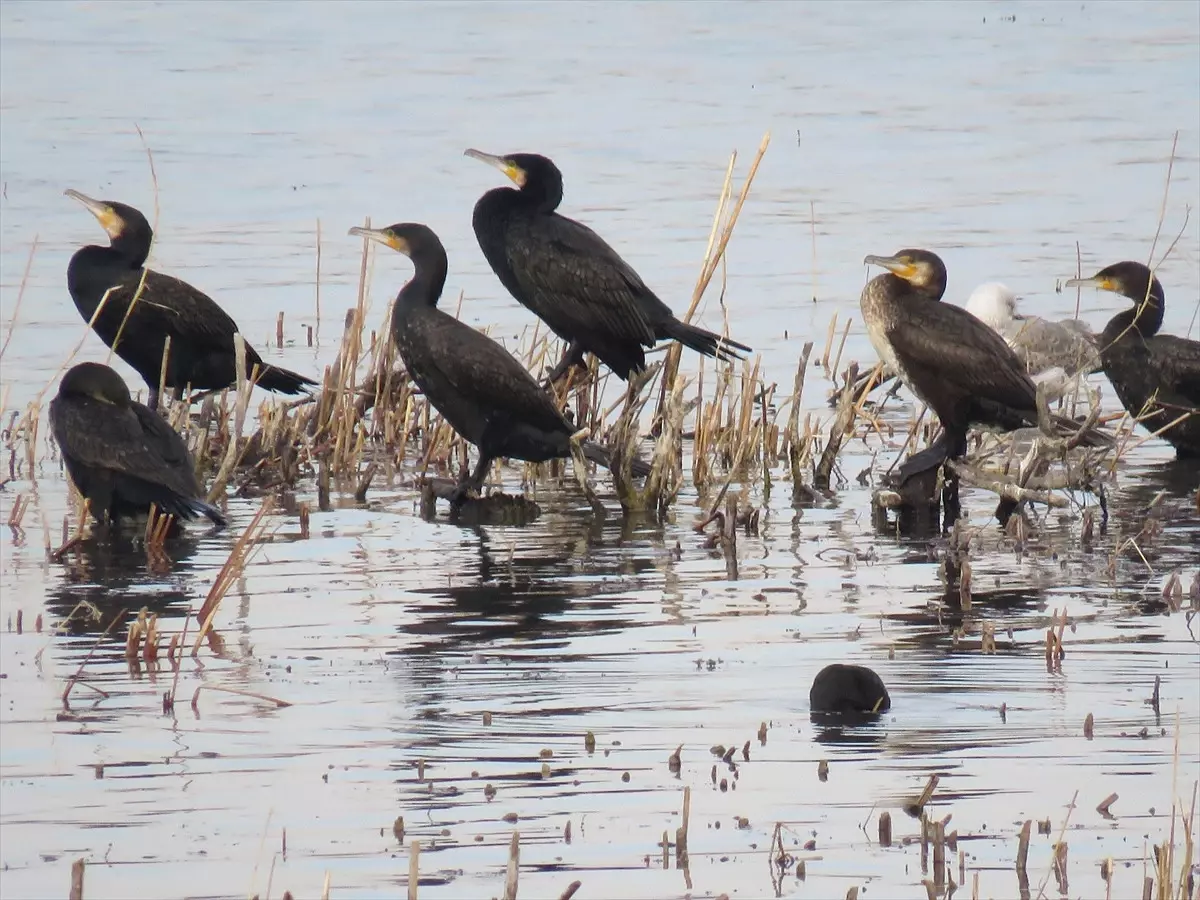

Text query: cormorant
(810, 663), (891, 715)
(966, 282), (1101, 377)
(861, 249), (1051, 482)
(464, 149), (752, 383)
(348, 222), (650, 506)
(65, 190), (316, 410)
(50, 362), (226, 528)
(1066, 261), (1200, 458)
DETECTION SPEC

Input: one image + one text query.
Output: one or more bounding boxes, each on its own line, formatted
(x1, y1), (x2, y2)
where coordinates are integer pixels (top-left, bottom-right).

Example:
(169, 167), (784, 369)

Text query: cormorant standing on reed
(861, 249), (1049, 482)
(50, 362), (226, 528)
(1066, 261), (1200, 457)
(464, 149), (752, 384)
(65, 190), (316, 410)
(348, 222), (650, 506)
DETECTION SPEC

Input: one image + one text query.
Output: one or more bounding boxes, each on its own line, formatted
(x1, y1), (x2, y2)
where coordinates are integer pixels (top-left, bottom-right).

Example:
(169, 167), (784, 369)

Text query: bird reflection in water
(47, 528), (203, 637)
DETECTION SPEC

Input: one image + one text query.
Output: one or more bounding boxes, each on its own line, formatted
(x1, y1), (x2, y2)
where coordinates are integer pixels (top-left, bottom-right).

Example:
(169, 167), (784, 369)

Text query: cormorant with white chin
(1066, 261), (1200, 458)
(861, 249), (1053, 483)
(464, 149), (751, 384)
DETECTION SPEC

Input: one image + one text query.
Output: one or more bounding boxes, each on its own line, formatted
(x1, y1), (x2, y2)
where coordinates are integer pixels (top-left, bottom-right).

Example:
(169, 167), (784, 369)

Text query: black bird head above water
(64, 189), (153, 248)
(862, 248), (949, 301)
(1065, 260), (1164, 336)
(464, 149), (564, 210)
(58, 361), (132, 407)
(348, 222), (448, 305)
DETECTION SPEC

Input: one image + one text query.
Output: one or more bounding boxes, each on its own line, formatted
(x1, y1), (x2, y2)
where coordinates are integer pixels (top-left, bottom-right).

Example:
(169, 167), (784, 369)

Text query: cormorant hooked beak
(1064, 274), (1116, 293)
(464, 148), (527, 188)
(65, 189), (124, 239)
(349, 225), (410, 256)
(863, 254), (919, 281)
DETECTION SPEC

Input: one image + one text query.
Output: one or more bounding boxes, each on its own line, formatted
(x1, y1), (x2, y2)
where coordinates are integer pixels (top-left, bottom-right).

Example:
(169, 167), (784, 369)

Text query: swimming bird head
(58, 362), (132, 407)
(965, 282), (1021, 329)
(863, 248), (948, 301)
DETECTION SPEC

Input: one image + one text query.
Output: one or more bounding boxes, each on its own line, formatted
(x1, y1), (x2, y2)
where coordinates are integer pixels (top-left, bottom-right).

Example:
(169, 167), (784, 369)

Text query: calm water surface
(1, 2), (1198, 898)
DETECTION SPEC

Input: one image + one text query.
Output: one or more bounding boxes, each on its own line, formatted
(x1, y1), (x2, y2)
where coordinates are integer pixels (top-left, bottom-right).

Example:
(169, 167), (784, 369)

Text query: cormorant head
(64, 190), (152, 247)
(464, 149), (563, 207)
(58, 362), (132, 407)
(1064, 261), (1161, 305)
(348, 222), (444, 261)
(863, 249), (948, 300)
(965, 282), (1021, 329)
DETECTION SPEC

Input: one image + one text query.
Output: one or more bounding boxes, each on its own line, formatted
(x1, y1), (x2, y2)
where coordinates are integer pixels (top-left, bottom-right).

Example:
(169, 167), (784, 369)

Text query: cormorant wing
(51, 398), (202, 498)
(401, 312), (570, 434)
(1154, 334), (1200, 405)
(108, 269), (248, 350)
(887, 302), (1036, 411)
(504, 213), (662, 345)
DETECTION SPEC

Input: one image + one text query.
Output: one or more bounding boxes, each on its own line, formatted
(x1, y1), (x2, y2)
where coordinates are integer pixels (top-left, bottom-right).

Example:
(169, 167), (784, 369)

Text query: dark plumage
(862, 250), (1048, 482)
(65, 190), (316, 410)
(49, 362), (226, 528)
(1066, 261), (1200, 458)
(810, 663), (891, 715)
(464, 149), (752, 383)
(348, 222), (650, 506)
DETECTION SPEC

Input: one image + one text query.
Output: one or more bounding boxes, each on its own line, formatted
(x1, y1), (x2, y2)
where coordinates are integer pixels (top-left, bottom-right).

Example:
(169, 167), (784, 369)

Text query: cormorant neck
(108, 223), (153, 269)
(395, 252), (449, 311)
(521, 177), (562, 213)
(1104, 277), (1165, 341)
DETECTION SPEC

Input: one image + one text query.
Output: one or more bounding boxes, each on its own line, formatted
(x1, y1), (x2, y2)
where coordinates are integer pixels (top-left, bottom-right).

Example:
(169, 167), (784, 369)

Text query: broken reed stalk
(206, 333), (252, 501)
(61, 606), (126, 708)
(1035, 790), (1079, 899)
(568, 437), (605, 516)
(190, 684), (291, 711)
(814, 362), (860, 489)
(69, 857), (85, 900)
(784, 342), (816, 486)
(191, 497), (274, 655)
(609, 361), (684, 514)
(503, 831), (520, 900)
(657, 132), (770, 418)
(676, 785), (691, 868)
(0, 235), (38, 364)
(407, 840), (420, 900)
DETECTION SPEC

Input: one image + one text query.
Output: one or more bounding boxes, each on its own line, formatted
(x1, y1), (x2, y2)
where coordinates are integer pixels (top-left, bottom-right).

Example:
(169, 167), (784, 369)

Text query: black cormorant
(861, 249), (1049, 481)
(464, 149), (752, 383)
(348, 222), (650, 506)
(50, 362), (226, 528)
(65, 190), (316, 410)
(1066, 261), (1200, 457)
(810, 663), (891, 715)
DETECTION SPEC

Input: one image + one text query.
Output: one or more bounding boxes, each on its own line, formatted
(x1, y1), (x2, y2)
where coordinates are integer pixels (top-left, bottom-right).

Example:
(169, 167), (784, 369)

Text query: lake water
(1, 1), (1198, 898)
